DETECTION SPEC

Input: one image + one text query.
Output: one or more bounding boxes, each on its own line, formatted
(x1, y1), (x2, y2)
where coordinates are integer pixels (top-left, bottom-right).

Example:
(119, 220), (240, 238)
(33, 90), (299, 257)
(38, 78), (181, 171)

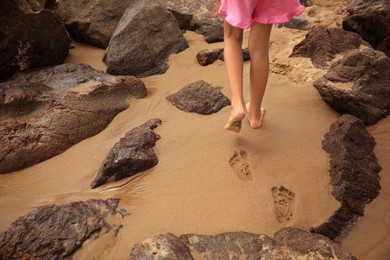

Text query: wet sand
(1, 2), (390, 259)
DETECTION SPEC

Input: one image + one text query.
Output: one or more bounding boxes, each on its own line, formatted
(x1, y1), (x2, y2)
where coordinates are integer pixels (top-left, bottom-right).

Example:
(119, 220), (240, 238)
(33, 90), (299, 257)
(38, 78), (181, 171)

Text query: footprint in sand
(229, 150), (253, 181)
(272, 186), (295, 224)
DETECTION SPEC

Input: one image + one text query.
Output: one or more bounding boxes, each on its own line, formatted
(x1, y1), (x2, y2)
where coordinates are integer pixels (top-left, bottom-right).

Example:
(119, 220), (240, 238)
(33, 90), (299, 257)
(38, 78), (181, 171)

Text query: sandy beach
(0, 1), (389, 259)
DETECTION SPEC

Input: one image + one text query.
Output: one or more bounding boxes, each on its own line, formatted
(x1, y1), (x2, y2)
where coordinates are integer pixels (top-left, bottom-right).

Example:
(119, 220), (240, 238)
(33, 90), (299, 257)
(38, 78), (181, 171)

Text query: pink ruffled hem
(219, 5), (305, 29)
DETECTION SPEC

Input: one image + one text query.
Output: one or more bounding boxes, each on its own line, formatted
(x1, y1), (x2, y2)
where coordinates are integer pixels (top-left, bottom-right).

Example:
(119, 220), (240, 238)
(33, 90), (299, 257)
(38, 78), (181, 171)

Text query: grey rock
(166, 80), (231, 115)
(311, 115), (381, 241)
(291, 25), (362, 68)
(0, 64), (147, 174)
(278, 16), (310, 30)
(91, 119), (161, 189)
(105, 0), (189, 77)
(0, 199), (123, 259)
(162, 0), (224, 43)
(129, 228), (355, 259)
(54, 0), (134, 48)
(343, 0), (390, 57)
(196, 48), (250, 66)
(0, 0), (70, 82)
(313, 48), (390, 125)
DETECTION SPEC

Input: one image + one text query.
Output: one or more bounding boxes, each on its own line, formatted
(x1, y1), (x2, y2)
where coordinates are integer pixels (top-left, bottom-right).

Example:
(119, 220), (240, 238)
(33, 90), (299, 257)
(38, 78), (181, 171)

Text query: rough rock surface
(163, 0), (224, 43)
(0, 0), (70, 82)
(196, 48), (250, 66)
(166, 80), (231, 115)
(129, 228), (355, 259)
(278, 16), (310, 30)
(54, 0), (134, 48)
(311, 115), (381, 241)
(314, 48), (390, 125)
(91, 119), (162, 189)
(0, 64), (147, 174)
(104, 0), (189, 77)
(343, 0), (390, 57)
(0, 199), (124, 259)
(291, 25), (362, 67)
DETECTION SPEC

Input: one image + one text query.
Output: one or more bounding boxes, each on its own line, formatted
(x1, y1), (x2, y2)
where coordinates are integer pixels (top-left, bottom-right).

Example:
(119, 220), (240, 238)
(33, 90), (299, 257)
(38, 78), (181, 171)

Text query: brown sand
(1, 2), (389, 259)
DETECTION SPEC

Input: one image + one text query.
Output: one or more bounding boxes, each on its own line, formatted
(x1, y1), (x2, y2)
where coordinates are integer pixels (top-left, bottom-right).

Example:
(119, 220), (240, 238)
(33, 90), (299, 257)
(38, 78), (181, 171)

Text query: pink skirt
(219, 0), (305, 29)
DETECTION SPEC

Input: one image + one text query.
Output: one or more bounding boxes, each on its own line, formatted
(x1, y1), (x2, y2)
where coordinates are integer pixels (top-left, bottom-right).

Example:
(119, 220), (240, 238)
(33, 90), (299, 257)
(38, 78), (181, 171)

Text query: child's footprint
(272, 186), (295, 224)
(229, 150), (253, 181)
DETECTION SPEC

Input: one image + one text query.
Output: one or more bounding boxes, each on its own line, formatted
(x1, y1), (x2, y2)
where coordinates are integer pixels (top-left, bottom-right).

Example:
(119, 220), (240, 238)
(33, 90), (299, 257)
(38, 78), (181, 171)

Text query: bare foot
(246, 103), (265, 129)
(225, 108), (245, 133)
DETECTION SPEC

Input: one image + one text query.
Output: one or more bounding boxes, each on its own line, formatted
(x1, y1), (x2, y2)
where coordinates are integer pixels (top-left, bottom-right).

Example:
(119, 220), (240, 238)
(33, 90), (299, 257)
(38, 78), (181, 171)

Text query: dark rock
(196, 48), (250, 66)
(278, 16), (310, 30)
(163, 0), (224, 43)
(311, 115), (381, 241)
(54, 0), (134, 48)
(343, 0), (390, 57)
(129, 228), (355, 259)
(300, 0), (312, 7)
(0, 64), (147, 174)
(291, 25), (362, 68)
(129, 233), (193, 260)
(91, 119), (161, 189)
(314, 48), (390, 125)
(0, 0), (71, 82)
(0, 199), (123, 259)
(166, 80), (231, 115)
(104, 0), (188, 77)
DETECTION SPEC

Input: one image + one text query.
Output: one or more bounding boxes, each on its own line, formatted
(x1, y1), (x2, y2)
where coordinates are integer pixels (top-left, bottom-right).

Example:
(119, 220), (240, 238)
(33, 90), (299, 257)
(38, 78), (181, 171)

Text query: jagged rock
(0, 199), (123, 259)
(300, 0), (312, 6)
(166, 80), (231, 115)
(91, 119), (161, 189)
(163, 0), (224, 43)
(129, 233), (193, 260)
(343, 0), (390, 57)
(54, 0), (134, 48)
(0, 64), (147, 174)
(129, 228), (355, 259)
(313, 48), (390, 125)
(0, 0), (70, 82)
(104, 0), (188, 77)
(291, 25), (362, 67)
(278, 16), (310, 30)
(311, 115), (381, 241)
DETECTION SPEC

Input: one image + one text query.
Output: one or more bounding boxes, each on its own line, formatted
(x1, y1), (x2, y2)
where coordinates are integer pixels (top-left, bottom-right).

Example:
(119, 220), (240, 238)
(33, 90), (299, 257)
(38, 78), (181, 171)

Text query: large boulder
(129, 228), (355, 259)
(0, 64), (147, 174)
(0, 199), (124, 259)
(166, 80), (231, 115)
(0, 0), (71, 82)
(343, 0), (390, 57)
(291, 25), (362, 68)
(104, 0), (189, 77)
(163, 0), (224, 43)
(54, 0), (134, 48)
(311, 115), (381, 241)
(313, 48), (390, 125)
(91, 119), (161, 189)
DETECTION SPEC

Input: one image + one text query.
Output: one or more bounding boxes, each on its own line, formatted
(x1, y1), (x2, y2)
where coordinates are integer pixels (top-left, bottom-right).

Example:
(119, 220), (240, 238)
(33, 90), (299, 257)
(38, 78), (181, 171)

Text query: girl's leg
(223, 21), (245, 132)
(247, 22), (272, 129)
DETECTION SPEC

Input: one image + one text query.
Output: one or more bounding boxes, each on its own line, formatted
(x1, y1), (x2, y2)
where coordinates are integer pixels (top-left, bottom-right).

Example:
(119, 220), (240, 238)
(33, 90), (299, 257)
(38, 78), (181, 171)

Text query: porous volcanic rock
(0, 64), (147, 174)
(343, 0), (390, 57)
(0, 199), (124, 259)
(0, 0), (70, 82)
(54, 0), (134, 48)
(313, 48), (390, 125)
(311, 114), (381, 241)
(129, 228), (355, 259)
(163, 0), (224, 43)
(291, 25), (362, 67)
(166, 80), (231, 115)
(104, 0), (189, 77)
(91, 119), (161, 189)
